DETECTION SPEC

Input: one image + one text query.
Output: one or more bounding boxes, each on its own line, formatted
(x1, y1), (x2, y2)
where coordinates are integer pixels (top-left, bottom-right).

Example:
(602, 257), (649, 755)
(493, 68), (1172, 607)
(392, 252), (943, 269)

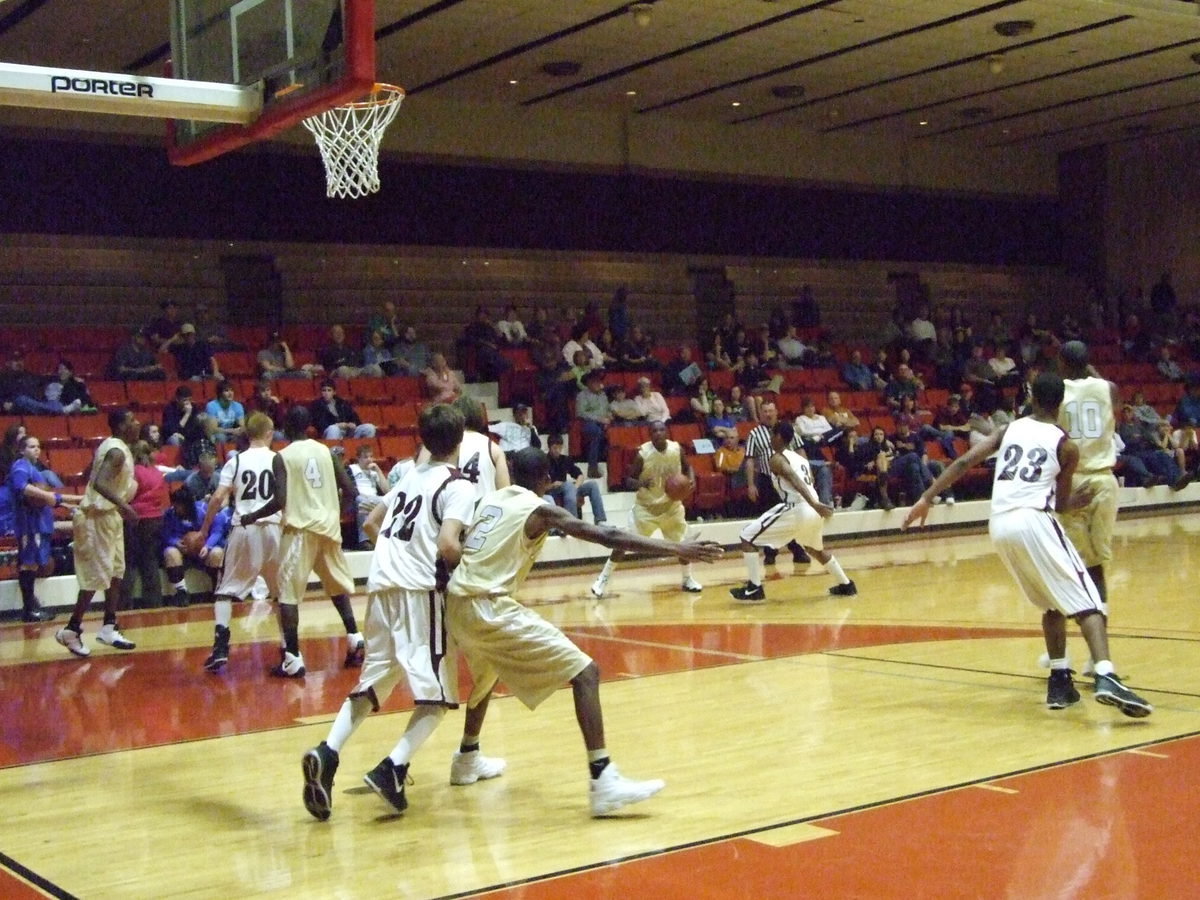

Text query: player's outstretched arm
(526, 503), (723, 563)
(902, 427), (1006, 529)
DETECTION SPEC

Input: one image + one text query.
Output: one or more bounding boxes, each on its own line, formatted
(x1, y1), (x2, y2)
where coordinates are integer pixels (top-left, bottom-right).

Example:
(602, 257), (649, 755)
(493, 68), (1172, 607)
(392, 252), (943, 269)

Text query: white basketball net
(302, 84), (405, 199)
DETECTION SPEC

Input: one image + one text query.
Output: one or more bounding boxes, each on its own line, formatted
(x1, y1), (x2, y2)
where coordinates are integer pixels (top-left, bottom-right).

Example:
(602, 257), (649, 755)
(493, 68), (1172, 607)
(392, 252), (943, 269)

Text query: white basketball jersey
(769, 449), (812, 505)
(990, 417), (1064, 515)
(368, 462), (476, 592)
(1059, 377), (1116, 472)
(219, 445), (282, 524)
(458, 430), (499, 501)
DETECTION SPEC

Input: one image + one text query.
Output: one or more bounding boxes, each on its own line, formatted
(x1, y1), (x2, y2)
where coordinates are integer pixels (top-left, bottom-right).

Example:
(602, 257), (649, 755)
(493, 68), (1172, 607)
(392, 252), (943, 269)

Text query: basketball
(180, 531), (205, 556)
(665, 474), (694, 501)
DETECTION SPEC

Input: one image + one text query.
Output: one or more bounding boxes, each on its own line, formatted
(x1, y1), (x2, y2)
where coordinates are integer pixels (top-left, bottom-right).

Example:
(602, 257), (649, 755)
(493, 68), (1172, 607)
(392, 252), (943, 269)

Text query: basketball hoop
(302, 83), (405, 199)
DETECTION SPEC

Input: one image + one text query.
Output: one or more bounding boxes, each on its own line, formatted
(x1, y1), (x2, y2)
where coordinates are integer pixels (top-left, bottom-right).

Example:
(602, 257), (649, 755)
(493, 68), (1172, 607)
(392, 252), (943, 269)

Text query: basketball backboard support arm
(0, 61), (260, 124)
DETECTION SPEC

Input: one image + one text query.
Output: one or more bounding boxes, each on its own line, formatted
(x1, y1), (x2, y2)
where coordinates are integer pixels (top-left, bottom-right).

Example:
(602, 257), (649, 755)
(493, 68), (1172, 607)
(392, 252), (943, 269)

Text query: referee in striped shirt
(742, 399), (810, 566)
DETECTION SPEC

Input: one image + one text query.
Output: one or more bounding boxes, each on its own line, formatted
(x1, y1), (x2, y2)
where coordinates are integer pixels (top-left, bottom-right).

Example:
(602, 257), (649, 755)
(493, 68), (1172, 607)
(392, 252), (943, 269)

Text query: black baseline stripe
(0, 850), (78, 900)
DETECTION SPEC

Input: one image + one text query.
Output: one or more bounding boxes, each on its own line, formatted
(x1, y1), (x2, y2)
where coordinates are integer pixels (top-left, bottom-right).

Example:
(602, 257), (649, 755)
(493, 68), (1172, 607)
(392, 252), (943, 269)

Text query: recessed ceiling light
(508, 79), (518, 85)
(731, 101), (742, 107)
(918, 120), (928, 126)
(625, 90), (637, 96)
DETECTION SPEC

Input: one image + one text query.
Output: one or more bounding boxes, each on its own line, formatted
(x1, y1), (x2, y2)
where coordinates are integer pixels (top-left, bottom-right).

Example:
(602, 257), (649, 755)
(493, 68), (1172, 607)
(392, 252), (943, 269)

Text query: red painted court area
(471, 736), (1200, 899)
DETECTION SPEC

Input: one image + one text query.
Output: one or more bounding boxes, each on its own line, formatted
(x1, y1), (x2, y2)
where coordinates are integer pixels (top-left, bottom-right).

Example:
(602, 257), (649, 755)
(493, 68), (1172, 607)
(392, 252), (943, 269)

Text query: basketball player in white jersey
(445, 447), (723, 816)
(55, 408), (140, 658)
(198, 413), (286, 673)
(301, 404), (504, 820)
(274, 405), (364, 678)
(416, 393), (510, 499)
(590, 420), (701, 598)
(731, 421), (856, 603)
(904, 372), (1152, 717)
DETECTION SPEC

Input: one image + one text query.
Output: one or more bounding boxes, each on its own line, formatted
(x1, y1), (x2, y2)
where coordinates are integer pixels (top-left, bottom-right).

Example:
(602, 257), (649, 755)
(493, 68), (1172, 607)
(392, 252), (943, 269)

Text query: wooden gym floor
(2, 509), (1199, 899)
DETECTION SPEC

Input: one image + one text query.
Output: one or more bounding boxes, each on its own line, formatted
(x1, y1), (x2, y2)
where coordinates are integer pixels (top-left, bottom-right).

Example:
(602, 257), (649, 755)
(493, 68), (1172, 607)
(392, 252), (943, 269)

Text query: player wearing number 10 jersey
(904, 373), (1151, 718)
(199, 413), (286, 673)
(1057, 340), (1120, 605)
(301, 404), (505, 821)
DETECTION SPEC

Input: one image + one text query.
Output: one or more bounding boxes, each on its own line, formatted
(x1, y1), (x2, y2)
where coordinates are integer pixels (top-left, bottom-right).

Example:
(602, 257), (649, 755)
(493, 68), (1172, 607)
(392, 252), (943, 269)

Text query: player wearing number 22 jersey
(301, 403), (506, 822)
(904, 372), (1151, 718)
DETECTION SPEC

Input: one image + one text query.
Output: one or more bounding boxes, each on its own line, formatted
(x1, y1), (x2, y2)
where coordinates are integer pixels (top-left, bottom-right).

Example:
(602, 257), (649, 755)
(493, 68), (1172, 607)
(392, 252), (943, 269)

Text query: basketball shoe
(681, 576), (702, 593)
(204, 625), (230, 673)
(344, 636), (365, 668)
(1094, 673), (1153, 718)
(590, 573), (609, 599)
(1046, 670), (1080, 709)
(589, 763), (665, 817)
(301, 742), (339, 821)
(829, 580), (858, 596)
(449, 750), (507, 786)
(730, 582), (765, 603)
(96, 622), (136, 651)
(364, 758), (409, 814)
(55, 625), (90, 658)
(269, 649), (306, 678)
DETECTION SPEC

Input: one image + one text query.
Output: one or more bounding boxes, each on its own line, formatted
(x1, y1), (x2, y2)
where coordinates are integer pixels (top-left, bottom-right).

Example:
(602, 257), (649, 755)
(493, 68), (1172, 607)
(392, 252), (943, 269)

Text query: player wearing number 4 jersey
(199, 413), (286, 672)
(302, 404), (505, 821)
(904, 372), (1152, 718)
(446, 447), (723, 816)
(271, 406), (365, 678)
(417, 393), (511, 500)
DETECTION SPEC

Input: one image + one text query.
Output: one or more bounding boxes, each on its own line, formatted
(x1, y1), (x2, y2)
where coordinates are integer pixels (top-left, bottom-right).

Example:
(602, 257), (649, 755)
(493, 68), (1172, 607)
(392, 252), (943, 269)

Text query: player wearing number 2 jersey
(272, 405), (364, 678)
(1057, 340), (1120, 605)
(199, 413), (286, 673)
(904, 372), (1151, 718)
(301, 404), (506, 821)
(445, 447), (724, 816)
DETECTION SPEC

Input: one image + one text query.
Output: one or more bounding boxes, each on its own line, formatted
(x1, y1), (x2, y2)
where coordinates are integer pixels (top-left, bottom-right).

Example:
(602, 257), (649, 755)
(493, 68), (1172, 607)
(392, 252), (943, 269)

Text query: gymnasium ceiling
(3, 0), (1200, 158)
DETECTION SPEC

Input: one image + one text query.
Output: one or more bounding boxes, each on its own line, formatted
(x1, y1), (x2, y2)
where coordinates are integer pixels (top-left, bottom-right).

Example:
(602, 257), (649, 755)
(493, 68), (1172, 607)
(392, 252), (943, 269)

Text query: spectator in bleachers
(145, 299), (184, 353)
(45, 361), (95, 415)
(394, 324), (430, 374)
(884, 363), (921, 412)
(792, 398), (836, 506)
(962, 343), (999, 410)
(363, 329), (403, 376)
(617, 324), (658, 372)
(525, 305), (552, 347)
(1174, 375), (1200, 430)
(704, 331), (735, 372)
(1171, 419), (1199, 475)
(595, 327), (621, 369)
(0, 351), (57, 416)
(987, 342), (1021, 388)
(767, 304), (789, 341)
(162, 385), (208, 465)
(543, 434), (607, 524)
(841, 349), (878, 392)
(108, 327), (166, 381)
(729, 326), (752, 363)
(575, 368), (612, 479)
(984, 309), (1010, 349)
(246, 378), (284, 430)
(1116, 403), (1186, 488)
(1121, 313), (1151, 362)
(1130, 390), (1167, 432)
(726, 384), (750, 422)
(706, 397), (737, 441)
(423, 352), (462, 405)
(891, 420), (950, 506)
(932, 393), (970, 458)
(160, 486), (221, 607)
(347, 443), (389, 549)
(258, 331), (318, 379)
(852, 426), (896, 510)
(562, 324), (604, 371)
(907, 305), (937, 360)
(568, 349), (594, 391)
(608, 384), (642, 426)
(870, 347), (892, 390)
(183, 449), (220, 501)
(489, 404), (542, 456)
(496, 303), (528, 346)
(366, 300), (401, 348)
(633, 376), (671, 424)
(821, 390), (860, 435)
(1156, 345), (1185, 383)
(169, 323), (222, 381)
(204, 380), (246, 447)
(713, 428), (746, 489)
(687, 377), (717, 421)
(661, 347), (702, 396)
(6, 433), (80, 621)
(122, 441), (169, 609)
(320, 324), (382, 379)
(310, 379), (376, 441)
(458, 305), (512, 382)
(608, 286), (631, 346)
(531, 343), (575, 434)
(737, 351), (779, 422)
(776, 325), (813, 368)
(749, 324), (779, 368)
(1152, 419), (1190, 479)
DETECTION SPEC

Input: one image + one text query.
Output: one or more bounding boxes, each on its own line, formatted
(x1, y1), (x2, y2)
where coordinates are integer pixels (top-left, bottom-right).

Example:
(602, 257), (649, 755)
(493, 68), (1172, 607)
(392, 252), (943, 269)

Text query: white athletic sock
(214, 598), (233, 628)
(1093, 659), (1115, 677)
(389, 705), (446, 766)
(326, 695), (373, 753)
(1049, 657), (1070, 671)
(824, 556), (850, 585)
(744, 551), (763, 586)
(347, 631), (363, 647)
(599, 559), (615, 580)
(681, 562), (693, 579)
